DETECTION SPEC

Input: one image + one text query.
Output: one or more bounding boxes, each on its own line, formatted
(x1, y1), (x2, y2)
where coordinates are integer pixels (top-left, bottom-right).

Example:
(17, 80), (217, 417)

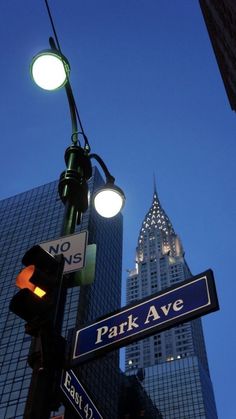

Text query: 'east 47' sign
(61, 369), (103, 419)
(71, 270), (219, 365)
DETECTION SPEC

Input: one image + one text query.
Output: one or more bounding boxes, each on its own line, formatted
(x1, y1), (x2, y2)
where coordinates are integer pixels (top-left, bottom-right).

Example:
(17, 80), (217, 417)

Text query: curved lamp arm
(89, 153), (115, 184)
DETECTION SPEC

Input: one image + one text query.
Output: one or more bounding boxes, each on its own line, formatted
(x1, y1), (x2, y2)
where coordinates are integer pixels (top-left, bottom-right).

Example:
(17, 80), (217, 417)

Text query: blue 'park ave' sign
(72, 270), (219, 365)
(61, 369), (103, 419)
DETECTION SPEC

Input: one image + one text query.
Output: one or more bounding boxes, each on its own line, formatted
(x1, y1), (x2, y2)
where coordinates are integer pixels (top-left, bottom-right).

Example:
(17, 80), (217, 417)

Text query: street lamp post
(23, 37), (125, 418)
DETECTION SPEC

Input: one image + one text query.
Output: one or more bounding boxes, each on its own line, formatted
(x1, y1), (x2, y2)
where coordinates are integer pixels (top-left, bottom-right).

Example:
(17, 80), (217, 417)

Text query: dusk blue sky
(1, 2), (235, 418)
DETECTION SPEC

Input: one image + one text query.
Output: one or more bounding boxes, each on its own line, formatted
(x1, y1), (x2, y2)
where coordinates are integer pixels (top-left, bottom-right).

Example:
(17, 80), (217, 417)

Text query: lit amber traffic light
(16, 265), (46, 297)
(9, 245), (64, 335)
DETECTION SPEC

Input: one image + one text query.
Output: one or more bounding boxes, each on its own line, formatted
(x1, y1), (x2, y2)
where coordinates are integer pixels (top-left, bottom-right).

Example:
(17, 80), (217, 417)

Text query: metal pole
(23, 30), (95, 416)
(23, 71), (91, 418)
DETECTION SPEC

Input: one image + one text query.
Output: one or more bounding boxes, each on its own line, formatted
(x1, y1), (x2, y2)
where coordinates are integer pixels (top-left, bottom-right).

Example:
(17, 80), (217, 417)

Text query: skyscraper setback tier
(0, 168), (123, 419)
(125, 188), (218, 418)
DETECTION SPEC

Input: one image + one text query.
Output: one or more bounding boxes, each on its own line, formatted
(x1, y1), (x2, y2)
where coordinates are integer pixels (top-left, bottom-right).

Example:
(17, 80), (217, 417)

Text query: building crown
(139, 189), (175, 237)
(136, 184), (184, 262)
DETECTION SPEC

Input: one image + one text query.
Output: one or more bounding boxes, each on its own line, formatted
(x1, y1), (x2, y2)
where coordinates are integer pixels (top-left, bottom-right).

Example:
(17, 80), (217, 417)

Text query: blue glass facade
(0, 167), (123, 418)
(142, 356), (217, 419)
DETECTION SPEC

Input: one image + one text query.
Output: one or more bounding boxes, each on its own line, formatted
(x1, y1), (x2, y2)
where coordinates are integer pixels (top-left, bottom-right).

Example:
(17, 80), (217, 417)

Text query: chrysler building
(125, 185), (218, 418)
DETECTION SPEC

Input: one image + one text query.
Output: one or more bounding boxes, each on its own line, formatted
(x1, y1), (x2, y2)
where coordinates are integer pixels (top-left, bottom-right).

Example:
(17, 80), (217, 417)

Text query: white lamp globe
(94, 184), (125, 218)
(31, 51), (70, 91)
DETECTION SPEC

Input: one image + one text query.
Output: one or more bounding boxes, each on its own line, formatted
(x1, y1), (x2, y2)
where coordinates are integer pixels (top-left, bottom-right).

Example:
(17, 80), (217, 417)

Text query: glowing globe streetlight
(30, 50), (70, 91)
(93, 183), (125, 218)
(89, 153), (125, 218)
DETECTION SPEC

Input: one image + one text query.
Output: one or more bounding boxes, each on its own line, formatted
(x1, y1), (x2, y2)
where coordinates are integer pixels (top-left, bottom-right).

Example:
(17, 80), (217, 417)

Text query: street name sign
(61, 369), (103, 419)
(72, 270), (219, 365)
(40, 231), (87, 273)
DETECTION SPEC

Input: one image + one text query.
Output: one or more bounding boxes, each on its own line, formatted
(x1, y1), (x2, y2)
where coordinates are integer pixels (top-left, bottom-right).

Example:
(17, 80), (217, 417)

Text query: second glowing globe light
(93, 184), (125, 218)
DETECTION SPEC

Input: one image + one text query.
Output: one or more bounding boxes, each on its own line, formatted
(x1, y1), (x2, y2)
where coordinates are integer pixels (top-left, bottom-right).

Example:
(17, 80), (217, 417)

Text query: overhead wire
(44, 0), (91, 152)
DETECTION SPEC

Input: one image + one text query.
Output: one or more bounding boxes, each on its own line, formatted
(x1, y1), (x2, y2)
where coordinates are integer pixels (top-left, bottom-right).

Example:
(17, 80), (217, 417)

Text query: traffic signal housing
(9, 245), (64, 335)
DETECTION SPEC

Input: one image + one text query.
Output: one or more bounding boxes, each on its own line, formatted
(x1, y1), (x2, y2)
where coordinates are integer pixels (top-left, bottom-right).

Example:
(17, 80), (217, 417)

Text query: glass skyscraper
(125, 186), (218, 418)
(0, 167), (123, 419)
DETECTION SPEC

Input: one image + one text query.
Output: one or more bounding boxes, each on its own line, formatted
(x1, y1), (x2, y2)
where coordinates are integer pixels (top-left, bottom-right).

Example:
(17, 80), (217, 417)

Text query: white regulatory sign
(40, 231), (88, 273)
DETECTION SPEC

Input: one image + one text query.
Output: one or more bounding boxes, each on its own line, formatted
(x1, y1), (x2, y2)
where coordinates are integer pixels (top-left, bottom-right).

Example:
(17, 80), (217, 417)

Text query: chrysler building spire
(153, 172), (158, 198)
